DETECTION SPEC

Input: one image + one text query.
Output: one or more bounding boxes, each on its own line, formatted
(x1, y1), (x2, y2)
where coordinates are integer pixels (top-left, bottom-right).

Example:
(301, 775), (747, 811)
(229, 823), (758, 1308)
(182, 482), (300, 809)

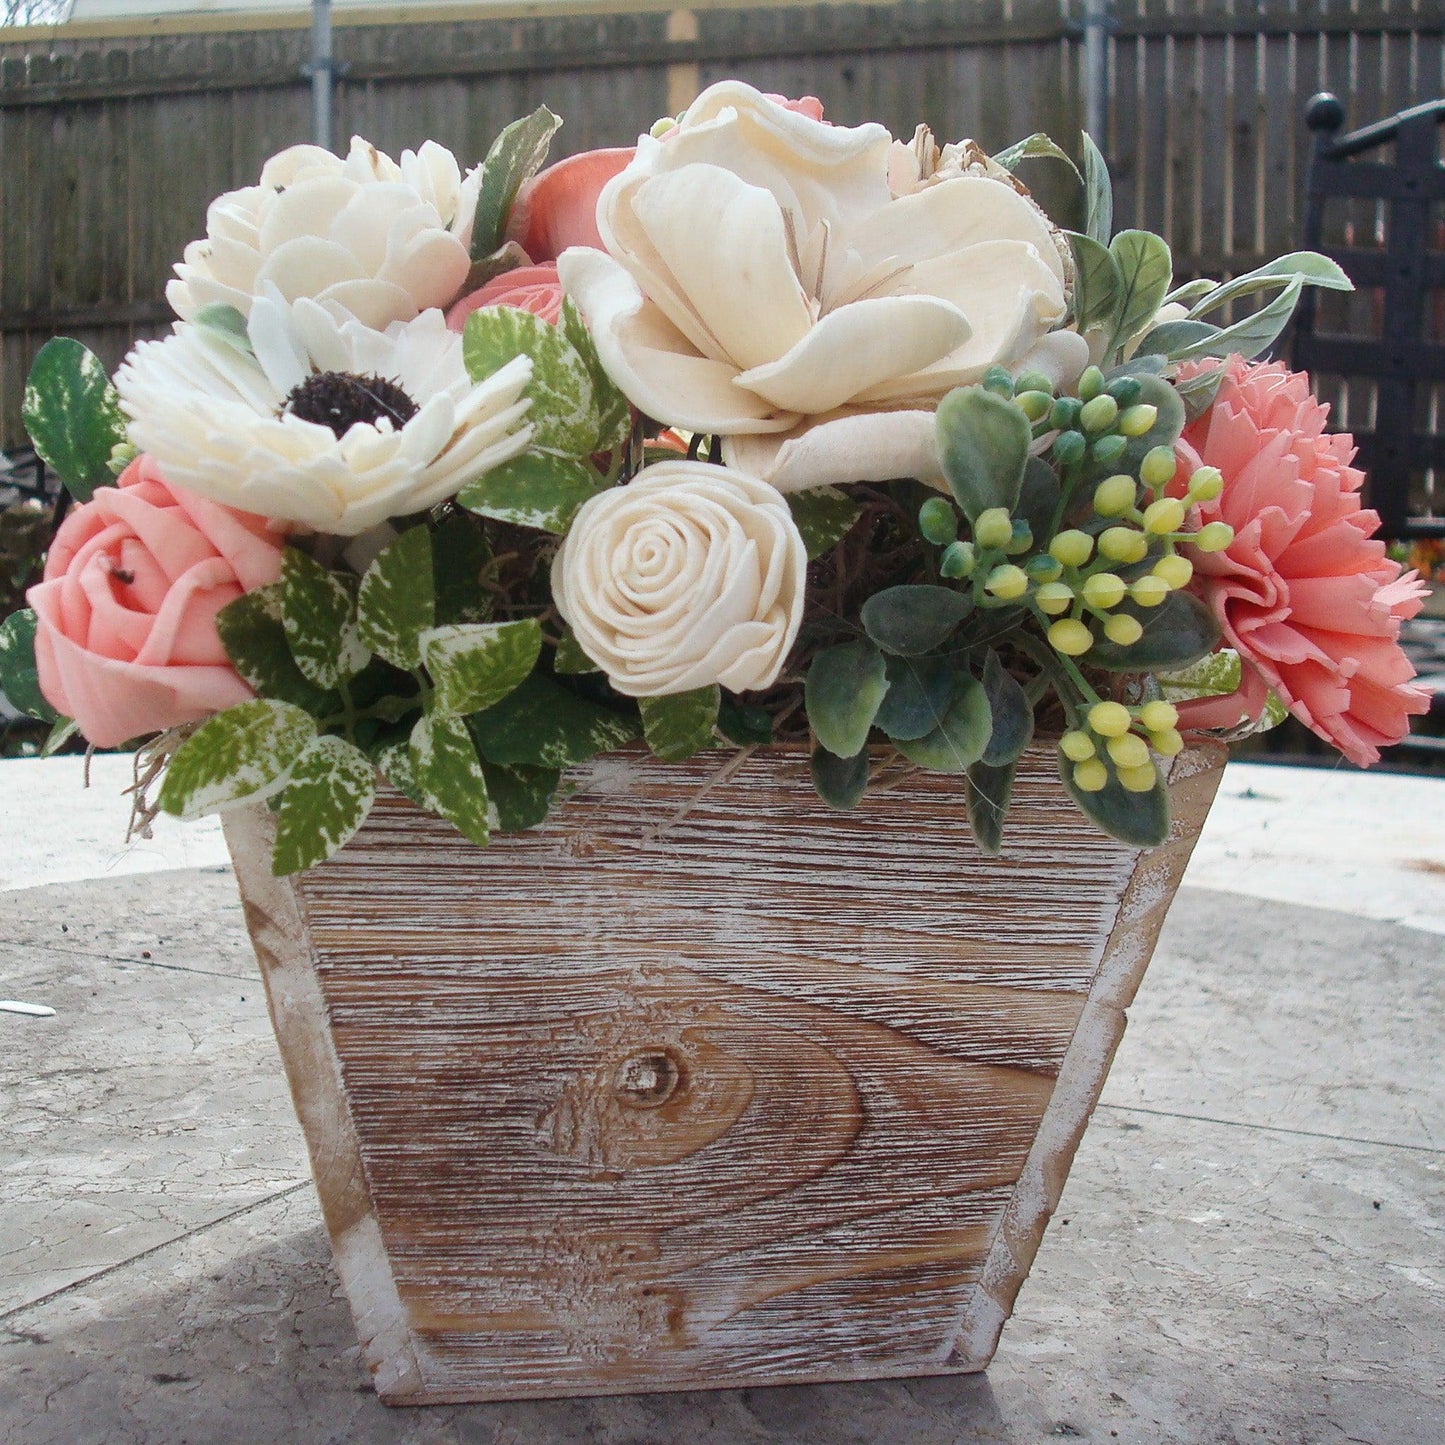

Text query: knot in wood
(615, 1048), (682, 1109)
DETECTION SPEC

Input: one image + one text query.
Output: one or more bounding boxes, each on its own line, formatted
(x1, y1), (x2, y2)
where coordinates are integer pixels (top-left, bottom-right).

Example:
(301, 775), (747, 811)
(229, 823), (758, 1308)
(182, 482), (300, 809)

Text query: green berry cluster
(1060, 700), (1183, 794)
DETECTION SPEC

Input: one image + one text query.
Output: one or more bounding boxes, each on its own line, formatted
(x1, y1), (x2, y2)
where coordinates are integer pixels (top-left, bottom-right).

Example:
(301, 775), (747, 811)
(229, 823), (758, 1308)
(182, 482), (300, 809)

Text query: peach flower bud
(446, 262), (564, 330)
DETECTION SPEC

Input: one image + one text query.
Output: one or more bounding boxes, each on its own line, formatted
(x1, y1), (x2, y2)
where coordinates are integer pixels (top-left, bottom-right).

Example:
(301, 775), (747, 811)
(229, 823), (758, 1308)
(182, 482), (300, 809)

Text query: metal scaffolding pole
(310, 0), (334, 151)
(1083, 0), (1108, 145)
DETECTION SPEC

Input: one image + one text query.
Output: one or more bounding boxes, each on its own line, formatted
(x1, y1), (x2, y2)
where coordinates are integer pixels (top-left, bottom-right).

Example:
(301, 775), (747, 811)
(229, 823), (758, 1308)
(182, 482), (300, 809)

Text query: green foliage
(861, 584), (973, 656)
(370, 732), (428, 808)
(22, 339), (128, 503)
(280, 548), (370, 689)
(980, 651), (1033, 766)
(1061, 748), (1170, 848)
(553, 627), (600, 675)
(805, 641), (888, 758)
(159, 700), (317, 820)
(561, 297), (631, 454)
(410, 712), (492, 847)
(419, 619), (542, 716)
(936, 386), (1031, 522)
(431, 510), (494, 626)
(468, 672), (639, 768)
(470, 106), (562, 261)
(1080, 132), (1113, 245)
(1066, 232), (1122, 333)
(1089, 591), (1220, 672)
(810, 745), (869, 811)
(788, 486), (864, 559)
(458, 451), (609, 534)
(1106, 230), (1173, 357)
(215, 586), (341, 715)
(873, 655), (955, 741)
(639, 686), (720, 762)
(192, 303), (254, 357)
(357, 526), (435, 670)
(271, 735), (377, 875)
(0, 609), (58, 722)
(717, 697), (773, 746)
(892, 675), (991, 773)
(992, 132), (1081, 181)
(965, 758), (1017, 856)
(482, 760), (562, 832)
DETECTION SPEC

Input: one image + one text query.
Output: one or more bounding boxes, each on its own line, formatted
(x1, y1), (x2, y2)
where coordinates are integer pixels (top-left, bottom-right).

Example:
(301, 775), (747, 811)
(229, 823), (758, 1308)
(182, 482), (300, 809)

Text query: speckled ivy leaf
(467, 673), (639, 769)
(431, 510), (494, 626)
(271, 735), (377, 876)
(158, 700), (317, 821)
(458, 451), (608, 534)
(215, 585), (340, 716)
(419, 618), (542, 717)
(410, 712), (491, 847)
(553, 627), (599, 675)
(561, 297), (631, 454)
(787, 487), (863, 560)
(482, 760), (561, 832)
(469, 106), (562, 261)
(462, 306), (595, 457)
(358, 526), (435, 670)
(22, 338), (128, 503)
(639, 686), (720, 762)
(369, 733), (427, 808)
(280, 548), (370, 690)
(0, 609), (59, 722)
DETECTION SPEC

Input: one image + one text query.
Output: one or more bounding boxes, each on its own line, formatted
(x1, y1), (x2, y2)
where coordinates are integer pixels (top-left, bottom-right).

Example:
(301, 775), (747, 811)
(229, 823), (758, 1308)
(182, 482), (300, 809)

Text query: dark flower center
(282, 371), (418, 438)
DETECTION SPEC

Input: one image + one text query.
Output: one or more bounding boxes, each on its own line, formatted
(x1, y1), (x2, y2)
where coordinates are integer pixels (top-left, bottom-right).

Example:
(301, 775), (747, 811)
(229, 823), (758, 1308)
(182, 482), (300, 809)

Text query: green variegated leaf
(787, 486), (863, 559)
(554, 627), (600, 674)
(280, 549), (370, 689)
(1081, 132), (1113, 245)
(482, 760), (561, 832)
(894, 676), (991, 773)
(370, 731), (428, 808)
(1061, 748), (1170, 847)
(561, 296), (631, 453)
(1066, 231), (1123, 333)
(470, 106), (563, 261)
(1158, 649), (1243, 702)
(419, 618), (542, 716)
(936, 386), (1031, 522)
(717, 698), (772, 745)
(462, 305), (595, 456)
(458, 451), (608, 533)
(0, 609), (59, 722)
(467, 673), (639, 768)
(271, 735), (377, 875)
(158, 700), (317, 820)
(965, 758), (1017, 856)
(1108, 230), (1173, 356)
(410, 712), (492, 847)
(22, 338), (128, 503)
(41, 718), (79, 757)
(810, 745), (869, 811)
(993, 132), (1081, 180)
(215, 585), (340, 715)
(639, 686), (720, 762)
(805, 641), (888, 758)
(358, 526), (435, 670)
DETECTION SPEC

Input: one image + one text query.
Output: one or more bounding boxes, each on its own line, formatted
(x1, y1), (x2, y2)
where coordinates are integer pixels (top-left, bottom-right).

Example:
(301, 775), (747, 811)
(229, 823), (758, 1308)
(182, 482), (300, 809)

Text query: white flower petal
(723, 409), (945, 493)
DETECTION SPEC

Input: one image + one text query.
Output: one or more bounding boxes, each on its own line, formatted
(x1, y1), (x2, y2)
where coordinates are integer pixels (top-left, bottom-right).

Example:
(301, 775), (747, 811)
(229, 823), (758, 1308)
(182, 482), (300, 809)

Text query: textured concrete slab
(1, 879), (1441, 1442)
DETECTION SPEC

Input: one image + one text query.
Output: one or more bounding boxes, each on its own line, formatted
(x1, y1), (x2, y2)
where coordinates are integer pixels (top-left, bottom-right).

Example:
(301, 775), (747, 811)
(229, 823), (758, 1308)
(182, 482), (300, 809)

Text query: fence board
(0, 0), (1441, 450)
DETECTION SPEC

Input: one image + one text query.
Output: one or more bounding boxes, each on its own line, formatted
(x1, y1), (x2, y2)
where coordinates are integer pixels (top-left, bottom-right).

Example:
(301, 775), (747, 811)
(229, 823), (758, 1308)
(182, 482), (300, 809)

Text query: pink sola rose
(27, 455), (286, 749)
(1173, 355), (1430, 766)
(447, 262), (564, 331)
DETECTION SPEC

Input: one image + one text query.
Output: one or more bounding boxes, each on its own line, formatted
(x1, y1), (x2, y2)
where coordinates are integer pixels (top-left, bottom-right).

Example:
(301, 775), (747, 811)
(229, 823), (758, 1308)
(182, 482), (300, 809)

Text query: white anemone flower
(115, 293), (533, 536)
(167, 137), (485, 329)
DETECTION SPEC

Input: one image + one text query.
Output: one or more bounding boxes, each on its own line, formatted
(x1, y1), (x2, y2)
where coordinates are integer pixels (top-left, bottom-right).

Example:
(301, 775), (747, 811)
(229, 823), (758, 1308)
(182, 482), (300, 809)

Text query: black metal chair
(1293, 92), (1445, 541)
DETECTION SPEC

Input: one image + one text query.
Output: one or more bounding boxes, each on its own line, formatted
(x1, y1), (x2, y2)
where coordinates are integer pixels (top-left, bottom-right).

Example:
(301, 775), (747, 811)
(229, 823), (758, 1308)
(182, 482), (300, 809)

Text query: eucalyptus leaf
(215, 585), (341, 716)
(861, 584), (974, 656)
(1088, 589), (1221, 672)
(1186, 250), (1352, 320)
(410, 712), (492, 847)
(1081, 131), (1113, 245)
(1161, 277), (1219, 308)
(980, 651), (1033, 766)
(280, 549), (370, 689)
(718, 698), (773, 746)
(1136, 319), (1221, 358)
(458, 451), (608, 534)
(158, 700), (317, 820)
(787, 486), (863, 559)
(936, 386), (1031, 522)
(1061, 749), (1170, 848)
(0, 608), (58, 722)
(805, 640), (888, 758)
(22, 338), (127, 503)
(965, 758), (1017, 856)
(1164, 277), (1305, 363)
(993, 132), (1082, 181)
(357, 526), (435, 670)
(639, 686), (720, 762)
(893, 676), (991, 773)
(1015, 456), (1062, 541)
(470, 105), (562, 261)
(468, 673), (638, 769)
(1175, 363), (1226, 421)
(873, 655), (955, 741)
(1066, 231), (1122, 333)
(419, 618), (542, 717)
(271, 735), (377, 875)
(810, 745), (870, 811)
(1107, 230), (1173, 357)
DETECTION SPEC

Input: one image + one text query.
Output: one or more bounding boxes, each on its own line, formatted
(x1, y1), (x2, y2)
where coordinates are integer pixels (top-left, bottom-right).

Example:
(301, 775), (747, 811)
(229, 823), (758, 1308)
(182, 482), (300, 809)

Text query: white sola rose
(552, 461), (807, 697)
(167, 137), (484, 329)
(560, 81), (1089, 494)
(116, 291), (532, 536)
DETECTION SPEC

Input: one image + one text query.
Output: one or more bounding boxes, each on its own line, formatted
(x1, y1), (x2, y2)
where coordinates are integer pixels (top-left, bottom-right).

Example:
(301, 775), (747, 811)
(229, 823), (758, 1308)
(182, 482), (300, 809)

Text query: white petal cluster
(167, 137), (484, 329)
(560, 81), (1088, 493)
(552, 461), (807, 697)
(116, 294), (533, 536)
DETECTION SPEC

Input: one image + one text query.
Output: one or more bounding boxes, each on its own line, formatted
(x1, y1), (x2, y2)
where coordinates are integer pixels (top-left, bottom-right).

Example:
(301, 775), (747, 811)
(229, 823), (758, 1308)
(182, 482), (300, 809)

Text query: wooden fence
(0, 0), (1441, 451)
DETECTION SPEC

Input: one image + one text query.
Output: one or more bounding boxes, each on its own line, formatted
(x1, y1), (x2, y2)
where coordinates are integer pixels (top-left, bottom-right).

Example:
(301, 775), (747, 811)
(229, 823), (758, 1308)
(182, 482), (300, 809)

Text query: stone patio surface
(1, 757), (1442, 1444)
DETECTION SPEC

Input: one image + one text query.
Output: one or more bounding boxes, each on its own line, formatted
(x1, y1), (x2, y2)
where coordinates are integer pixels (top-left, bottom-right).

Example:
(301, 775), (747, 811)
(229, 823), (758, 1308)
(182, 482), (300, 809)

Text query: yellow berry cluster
(1060, 700), (1182, 793)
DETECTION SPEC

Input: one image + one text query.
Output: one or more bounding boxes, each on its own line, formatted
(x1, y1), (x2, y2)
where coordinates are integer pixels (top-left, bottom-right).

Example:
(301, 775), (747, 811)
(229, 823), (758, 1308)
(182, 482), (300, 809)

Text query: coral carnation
(1176, 356), (1429, 765)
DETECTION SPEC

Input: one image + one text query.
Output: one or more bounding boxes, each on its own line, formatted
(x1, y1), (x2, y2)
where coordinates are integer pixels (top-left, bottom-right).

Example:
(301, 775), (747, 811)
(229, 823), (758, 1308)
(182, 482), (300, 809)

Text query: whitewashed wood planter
(224, 741), (1225, 1405)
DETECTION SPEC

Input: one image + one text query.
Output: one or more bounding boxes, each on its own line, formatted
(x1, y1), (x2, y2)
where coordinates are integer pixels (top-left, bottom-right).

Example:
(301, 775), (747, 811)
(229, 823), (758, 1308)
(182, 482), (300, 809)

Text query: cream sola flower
(560, 81), (1089, 493)
(167, 137), (484, 329)
(115, 292), (533, 536)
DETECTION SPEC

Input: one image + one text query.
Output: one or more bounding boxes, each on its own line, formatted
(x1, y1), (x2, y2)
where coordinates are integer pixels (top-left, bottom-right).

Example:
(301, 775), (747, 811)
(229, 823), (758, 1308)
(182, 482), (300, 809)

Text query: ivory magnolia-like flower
(560, 81), (1086, 493)
(167, 137), (485, 329)
(551, 460), (807, 696)
(116, 292), (533, 536)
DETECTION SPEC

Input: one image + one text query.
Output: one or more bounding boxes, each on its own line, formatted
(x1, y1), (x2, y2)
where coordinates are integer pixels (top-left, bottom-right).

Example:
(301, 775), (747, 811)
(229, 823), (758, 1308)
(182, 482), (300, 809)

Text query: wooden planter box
(224, 742), (1225, 1405)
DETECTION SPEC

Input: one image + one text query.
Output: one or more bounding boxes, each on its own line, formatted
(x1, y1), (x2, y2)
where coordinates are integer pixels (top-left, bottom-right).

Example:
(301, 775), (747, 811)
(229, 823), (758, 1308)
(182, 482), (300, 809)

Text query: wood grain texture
(226, 741), (1226, 1404)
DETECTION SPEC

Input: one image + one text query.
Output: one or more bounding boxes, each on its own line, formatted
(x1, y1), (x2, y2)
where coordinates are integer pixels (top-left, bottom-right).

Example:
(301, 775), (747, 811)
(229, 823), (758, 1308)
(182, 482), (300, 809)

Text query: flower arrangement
(0, 83), (1429, 874)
